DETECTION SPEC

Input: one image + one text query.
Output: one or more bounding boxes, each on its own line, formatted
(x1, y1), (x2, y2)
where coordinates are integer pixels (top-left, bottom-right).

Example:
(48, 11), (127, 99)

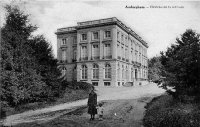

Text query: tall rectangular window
(117, 31), (120, 41)
(125, 36), (127, 45)
(125, 48), (128, 59)
(122, 66), (124, 79)
(139, 46), (141, 53)
(126, 67), (128, 80)
(117, 44), (121, 58)
(93, 64), (99, 79)
(73, 48), (77, 60)
(92, 44), (100, 58)
(133, 42), (135, 50)
(130, 50), (133, 61)
(105, 64), (111, 79)
(117, 67), (120, 79)
(82, 65), (87, 79)
(131, 40), (133, 47)
(118, 82), (120, 86)
(73, 66), (77, 80)
(61, 50), (67, 61)
(81, 34), (87, 41)
(121, 46), (125, 58)
(104, 44), (111, 58)
(131, 68), (134, 81)
(135, 51), (138, 62)
(81, 46), (87, 59)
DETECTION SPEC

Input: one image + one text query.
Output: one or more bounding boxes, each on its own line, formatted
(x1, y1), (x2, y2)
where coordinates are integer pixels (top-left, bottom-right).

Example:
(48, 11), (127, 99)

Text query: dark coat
(87, 92), (97, 115)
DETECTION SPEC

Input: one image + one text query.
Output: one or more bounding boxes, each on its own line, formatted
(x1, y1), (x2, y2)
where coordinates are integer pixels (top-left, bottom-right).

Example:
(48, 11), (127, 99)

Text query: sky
(1, 0), (200, 58)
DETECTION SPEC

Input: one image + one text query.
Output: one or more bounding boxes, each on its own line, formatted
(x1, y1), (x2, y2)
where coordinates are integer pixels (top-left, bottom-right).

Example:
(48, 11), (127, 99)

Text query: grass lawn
(143, 94), (200, 127)
(5, 88), (89, 116)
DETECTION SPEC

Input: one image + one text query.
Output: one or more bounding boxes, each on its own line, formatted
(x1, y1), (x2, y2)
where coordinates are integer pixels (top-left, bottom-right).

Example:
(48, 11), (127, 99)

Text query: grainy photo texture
(0, 0), (200, 127)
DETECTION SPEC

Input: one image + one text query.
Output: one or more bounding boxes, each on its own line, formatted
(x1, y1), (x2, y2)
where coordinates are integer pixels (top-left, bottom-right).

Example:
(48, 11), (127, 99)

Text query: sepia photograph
(0, 0), (200, 127)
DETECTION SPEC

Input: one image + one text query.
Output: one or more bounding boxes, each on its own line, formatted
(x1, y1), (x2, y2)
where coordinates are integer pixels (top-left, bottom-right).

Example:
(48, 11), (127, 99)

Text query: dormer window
(81, 34), (87, 41)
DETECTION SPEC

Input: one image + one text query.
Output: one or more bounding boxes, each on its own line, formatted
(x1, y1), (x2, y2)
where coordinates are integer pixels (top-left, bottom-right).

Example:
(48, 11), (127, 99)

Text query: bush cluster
(143, 95), (200, 127)
(144, 109), (200, 127)
(61, 81), (94, 93)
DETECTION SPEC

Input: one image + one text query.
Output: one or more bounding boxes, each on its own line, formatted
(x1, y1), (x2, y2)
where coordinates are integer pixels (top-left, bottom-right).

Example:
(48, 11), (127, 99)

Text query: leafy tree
(160, 29), (200, 98)
(29, 35), (62, 98)
(148, 56), (163, 82)
(1, 5), (62, 107)
(1, 5), (47, 106)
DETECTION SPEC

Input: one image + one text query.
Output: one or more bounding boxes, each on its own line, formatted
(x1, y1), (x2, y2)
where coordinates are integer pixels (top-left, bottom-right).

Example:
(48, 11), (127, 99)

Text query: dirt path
(3, 83), (165, 126)
(12, 95), (157, 127)
(63, 95), (157, 127)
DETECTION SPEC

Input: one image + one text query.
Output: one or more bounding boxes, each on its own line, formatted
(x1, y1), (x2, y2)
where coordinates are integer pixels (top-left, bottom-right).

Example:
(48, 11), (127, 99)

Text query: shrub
(144, 94), (200, 127)
(77, 82), (94, 92)
(56, 89), (89, 104)
(61, 81), (94, 92)
(144, 109), (200, 127)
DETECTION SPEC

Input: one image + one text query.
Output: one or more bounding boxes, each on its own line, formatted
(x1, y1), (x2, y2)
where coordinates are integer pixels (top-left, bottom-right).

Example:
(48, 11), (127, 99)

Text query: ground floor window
(135, 69), (138, 79)
(122, 82), (124, 86)
(104, 82), (111, 86)
(93, 64), (99, 79)
(82, 65), (87, 79)
(105, 64), (111, 79)
(92, 82), (98, 86)
(118, 82), (120, 86)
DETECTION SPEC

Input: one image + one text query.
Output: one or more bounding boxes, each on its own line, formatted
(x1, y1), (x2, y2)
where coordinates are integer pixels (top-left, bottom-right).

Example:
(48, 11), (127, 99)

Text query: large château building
(56, 17), (148, 87)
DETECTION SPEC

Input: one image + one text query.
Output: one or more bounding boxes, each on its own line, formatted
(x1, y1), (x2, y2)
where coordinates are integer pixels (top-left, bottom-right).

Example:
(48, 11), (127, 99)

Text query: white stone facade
(56, 17), (148, 87)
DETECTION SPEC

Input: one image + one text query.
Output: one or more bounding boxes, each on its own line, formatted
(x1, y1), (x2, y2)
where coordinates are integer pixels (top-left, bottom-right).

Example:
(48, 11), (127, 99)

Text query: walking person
(87, 88), (97, 121)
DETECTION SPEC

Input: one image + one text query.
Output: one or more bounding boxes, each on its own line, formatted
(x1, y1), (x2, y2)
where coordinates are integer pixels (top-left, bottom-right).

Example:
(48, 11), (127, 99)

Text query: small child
(97, 103), (104, 120)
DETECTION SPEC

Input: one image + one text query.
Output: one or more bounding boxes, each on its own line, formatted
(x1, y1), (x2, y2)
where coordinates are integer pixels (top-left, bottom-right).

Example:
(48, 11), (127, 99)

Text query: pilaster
(100, 30), (104, 59)
(57, 38), (61, 60)
(88, 31), (92, 60)
(77, 33), (81, 62)
(112, 27), (117, 59)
